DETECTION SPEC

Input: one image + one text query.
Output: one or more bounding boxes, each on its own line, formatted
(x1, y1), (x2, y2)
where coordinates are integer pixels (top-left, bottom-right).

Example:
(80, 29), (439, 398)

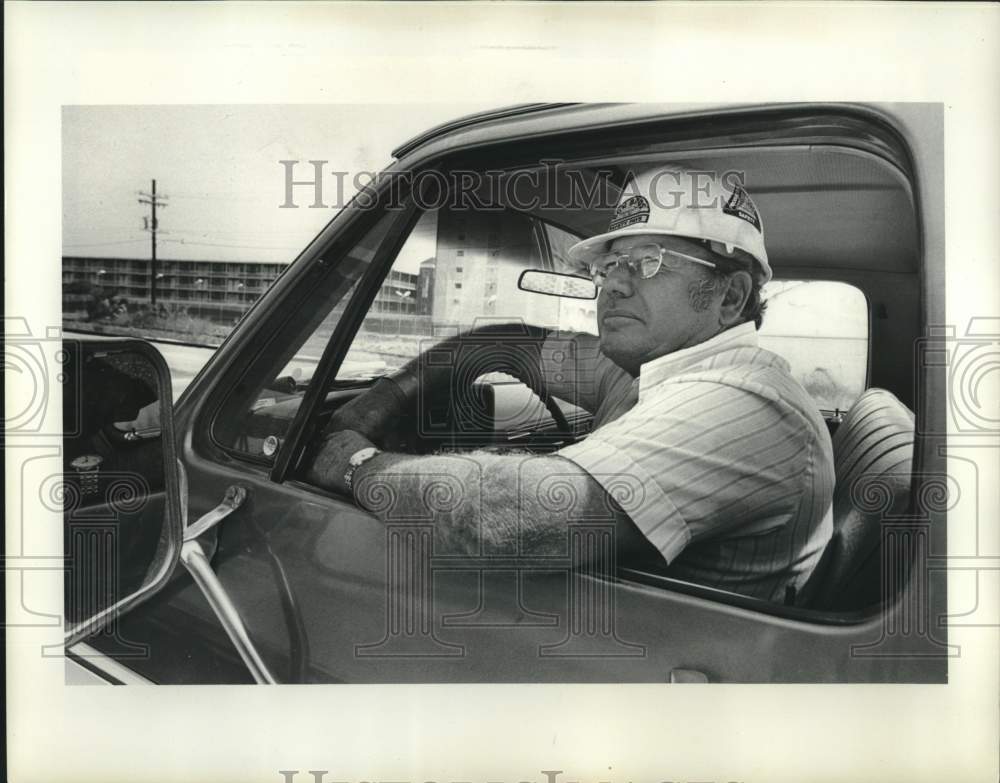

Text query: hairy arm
(306, 429), (662, 563)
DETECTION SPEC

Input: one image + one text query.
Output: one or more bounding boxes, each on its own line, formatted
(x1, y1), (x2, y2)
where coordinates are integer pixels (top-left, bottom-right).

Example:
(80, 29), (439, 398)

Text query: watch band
(344, 446), (382, 495)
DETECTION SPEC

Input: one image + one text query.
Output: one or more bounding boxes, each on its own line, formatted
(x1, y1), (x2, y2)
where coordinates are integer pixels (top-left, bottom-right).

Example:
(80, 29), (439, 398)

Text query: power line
(65, 235), (301, 252)
(166, 192), (260, 202)
(64, 238), (149, 248)
(64, 231), (150, 242)
(163, 228), (313, 236)
(66, 182), (303, 260)
(161, 238), (299, 251)
(64, 229), (150, 236)
(63, 195), (128, 206)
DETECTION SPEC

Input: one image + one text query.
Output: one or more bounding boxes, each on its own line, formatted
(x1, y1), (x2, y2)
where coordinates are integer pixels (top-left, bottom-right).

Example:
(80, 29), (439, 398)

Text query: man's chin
(599, 338), (640, 375)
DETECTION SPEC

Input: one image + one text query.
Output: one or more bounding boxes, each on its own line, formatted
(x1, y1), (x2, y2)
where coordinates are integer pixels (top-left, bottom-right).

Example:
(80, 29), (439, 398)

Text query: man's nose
(601, 264), (634, 298)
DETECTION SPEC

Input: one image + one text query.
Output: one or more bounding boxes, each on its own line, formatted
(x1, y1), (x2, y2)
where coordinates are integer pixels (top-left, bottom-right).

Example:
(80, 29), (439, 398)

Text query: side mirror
(63, 339), (183, 647)
(517, 269), (597, 300)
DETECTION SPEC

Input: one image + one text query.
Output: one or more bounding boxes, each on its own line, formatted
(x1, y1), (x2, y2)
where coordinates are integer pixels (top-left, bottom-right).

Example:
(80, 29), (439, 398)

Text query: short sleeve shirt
(542, 322), (835, 604)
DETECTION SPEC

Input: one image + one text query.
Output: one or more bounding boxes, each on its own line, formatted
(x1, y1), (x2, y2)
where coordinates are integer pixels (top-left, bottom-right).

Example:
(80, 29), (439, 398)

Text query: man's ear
(718, 271), (753, 327)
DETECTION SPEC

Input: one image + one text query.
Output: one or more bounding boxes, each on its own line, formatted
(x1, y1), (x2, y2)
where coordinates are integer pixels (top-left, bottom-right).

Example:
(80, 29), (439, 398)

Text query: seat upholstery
(808, 388), (916, 611)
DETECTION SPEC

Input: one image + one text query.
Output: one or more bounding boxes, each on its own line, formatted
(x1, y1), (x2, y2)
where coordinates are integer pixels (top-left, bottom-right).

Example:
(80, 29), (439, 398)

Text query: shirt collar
(637, 320), (759, 397)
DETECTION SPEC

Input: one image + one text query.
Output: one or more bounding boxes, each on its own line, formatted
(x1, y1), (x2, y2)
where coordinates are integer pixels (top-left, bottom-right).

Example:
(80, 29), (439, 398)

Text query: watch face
(71, 455), (103, 471)
(349, 447), (379, 467)
(262, 435), (281, 457)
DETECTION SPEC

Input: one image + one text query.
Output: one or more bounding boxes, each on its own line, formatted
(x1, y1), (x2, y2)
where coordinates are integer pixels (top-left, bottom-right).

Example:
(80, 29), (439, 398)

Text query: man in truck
(307, 167), (834, 606)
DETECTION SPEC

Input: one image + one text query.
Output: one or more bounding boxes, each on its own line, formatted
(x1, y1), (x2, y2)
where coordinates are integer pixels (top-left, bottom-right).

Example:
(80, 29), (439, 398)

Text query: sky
(60, 104), (867, 341)
(62, 104), (495, 266)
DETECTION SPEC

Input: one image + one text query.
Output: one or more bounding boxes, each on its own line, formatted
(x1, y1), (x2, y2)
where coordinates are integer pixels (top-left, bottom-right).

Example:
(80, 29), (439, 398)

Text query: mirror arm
(180, 485), (277, 684)
(181, 540), (277, 684)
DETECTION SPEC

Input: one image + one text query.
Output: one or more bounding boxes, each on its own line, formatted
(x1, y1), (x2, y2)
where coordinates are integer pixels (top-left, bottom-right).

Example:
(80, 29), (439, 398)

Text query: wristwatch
(344, 446), (381, 494)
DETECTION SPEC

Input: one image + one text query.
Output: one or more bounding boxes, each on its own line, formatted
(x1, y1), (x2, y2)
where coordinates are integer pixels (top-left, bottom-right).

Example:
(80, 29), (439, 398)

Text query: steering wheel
(446, 334), (573, 435)
(381, 330), (572, 438)
(323, 326), (574, 455)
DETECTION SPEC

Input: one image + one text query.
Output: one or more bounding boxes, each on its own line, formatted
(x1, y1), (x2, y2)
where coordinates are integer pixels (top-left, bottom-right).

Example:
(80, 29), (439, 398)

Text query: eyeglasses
(588, 243), (717, 288)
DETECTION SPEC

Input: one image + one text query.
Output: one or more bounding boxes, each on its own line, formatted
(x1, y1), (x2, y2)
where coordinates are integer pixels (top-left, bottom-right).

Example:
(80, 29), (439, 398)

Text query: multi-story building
(429, 209), (598, 334)
(62, 256), (421, 324)
(63, 243), (595, 337)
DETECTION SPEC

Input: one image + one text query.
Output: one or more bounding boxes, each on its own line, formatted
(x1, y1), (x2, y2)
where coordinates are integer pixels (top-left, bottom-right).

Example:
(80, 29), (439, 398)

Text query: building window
(455, 283), (462, 289)
(456, 250), (464, 257)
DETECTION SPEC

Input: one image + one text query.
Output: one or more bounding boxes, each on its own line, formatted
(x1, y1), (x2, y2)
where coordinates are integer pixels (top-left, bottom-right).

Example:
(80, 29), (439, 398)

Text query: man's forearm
(307, 429), (661, 564)
(350, 450), (597, 556)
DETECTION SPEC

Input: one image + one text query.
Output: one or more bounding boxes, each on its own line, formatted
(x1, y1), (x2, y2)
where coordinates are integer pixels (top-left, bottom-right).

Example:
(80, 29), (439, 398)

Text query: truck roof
(390, 102), (735, 164)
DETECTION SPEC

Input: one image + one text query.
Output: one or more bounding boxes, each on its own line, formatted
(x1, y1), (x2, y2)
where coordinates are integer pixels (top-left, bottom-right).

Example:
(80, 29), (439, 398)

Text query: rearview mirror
(63, 339), (183, 647)
(518, 269), (597, 300)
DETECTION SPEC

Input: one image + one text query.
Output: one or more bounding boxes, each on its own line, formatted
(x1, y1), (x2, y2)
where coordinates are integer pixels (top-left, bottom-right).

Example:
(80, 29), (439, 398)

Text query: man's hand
(324, 377), (409, 445)
(325, 324), (550, 445)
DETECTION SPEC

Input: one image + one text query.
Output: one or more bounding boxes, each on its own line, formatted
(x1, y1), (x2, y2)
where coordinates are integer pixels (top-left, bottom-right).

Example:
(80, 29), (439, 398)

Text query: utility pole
(138, 180), (168, 307)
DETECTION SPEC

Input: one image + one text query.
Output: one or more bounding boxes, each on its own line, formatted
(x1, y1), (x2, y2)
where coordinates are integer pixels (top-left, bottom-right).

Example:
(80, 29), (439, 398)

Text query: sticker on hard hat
(722, 185), (762, 232)
(608, 195), (650, 231)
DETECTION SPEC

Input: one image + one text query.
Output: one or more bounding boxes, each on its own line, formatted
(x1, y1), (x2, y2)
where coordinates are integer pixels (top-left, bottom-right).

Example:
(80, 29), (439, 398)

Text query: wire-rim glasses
(588, 243), (717, 287)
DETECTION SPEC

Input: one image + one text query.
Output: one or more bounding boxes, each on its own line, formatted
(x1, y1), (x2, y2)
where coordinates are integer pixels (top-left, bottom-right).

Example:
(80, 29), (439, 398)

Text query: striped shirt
(543, 321), (835, 604)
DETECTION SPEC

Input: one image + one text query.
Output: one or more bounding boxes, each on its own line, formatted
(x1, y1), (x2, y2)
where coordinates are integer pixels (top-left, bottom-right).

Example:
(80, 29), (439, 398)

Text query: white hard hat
(567, 167), (772, 283)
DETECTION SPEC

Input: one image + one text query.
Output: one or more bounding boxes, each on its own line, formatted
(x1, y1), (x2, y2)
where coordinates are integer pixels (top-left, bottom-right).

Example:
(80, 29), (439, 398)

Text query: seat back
(811, 388), (916, 610)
